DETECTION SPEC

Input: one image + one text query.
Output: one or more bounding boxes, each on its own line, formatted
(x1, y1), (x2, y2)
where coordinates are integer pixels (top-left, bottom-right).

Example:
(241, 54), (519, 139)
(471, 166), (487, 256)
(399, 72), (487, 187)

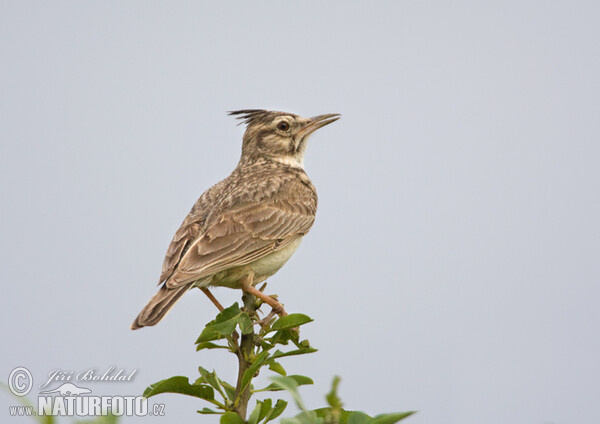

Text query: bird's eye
(277, 121), (290, 132)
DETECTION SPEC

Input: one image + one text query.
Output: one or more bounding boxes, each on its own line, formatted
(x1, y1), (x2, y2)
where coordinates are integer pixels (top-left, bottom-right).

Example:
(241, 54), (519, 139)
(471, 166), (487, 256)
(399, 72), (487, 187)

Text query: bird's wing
(158, 181), (226, 285)
(158, 218), (202, 285)
(164, 198), (316, 288)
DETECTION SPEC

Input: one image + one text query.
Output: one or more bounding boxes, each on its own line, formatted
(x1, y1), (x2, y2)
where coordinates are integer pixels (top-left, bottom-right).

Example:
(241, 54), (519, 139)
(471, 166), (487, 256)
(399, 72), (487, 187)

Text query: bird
(131, 109), (340, 329)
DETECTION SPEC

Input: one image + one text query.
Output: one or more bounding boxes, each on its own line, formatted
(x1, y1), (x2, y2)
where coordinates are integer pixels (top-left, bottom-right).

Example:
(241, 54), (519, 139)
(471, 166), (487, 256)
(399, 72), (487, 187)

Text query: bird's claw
(255, 310), (278, 328)
(254, 304), (288, 328)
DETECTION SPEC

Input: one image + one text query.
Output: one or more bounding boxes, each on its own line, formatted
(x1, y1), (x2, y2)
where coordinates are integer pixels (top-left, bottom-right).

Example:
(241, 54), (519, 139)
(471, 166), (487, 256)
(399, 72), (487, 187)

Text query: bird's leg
(240, 274), (287, 317)
(257, 282), (268, 294)
(255, 282), (283, 313)
(249, 283), (278, 328)
(200, 287), (224, 312)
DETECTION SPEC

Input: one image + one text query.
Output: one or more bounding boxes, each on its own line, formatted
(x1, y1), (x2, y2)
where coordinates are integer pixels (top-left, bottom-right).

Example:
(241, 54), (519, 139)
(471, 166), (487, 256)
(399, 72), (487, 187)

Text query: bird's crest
(228, 109), (290, 126)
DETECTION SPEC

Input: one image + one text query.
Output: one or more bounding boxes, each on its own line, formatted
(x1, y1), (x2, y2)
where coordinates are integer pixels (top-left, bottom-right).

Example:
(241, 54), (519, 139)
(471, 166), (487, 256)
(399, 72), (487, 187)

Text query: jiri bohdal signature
(38, 367), (137, 389)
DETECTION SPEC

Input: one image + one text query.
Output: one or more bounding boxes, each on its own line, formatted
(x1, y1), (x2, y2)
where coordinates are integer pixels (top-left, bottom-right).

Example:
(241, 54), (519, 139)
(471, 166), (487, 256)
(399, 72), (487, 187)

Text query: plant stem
(234, 291), (256, 419)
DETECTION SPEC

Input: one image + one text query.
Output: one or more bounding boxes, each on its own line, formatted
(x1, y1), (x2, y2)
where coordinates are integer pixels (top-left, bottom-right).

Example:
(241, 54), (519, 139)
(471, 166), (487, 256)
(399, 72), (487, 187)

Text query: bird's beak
(297, 113), (341, 137)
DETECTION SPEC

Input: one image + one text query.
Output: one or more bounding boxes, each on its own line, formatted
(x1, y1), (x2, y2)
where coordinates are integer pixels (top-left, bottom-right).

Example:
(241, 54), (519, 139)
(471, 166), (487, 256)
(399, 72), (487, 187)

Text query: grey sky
(1, 1), (599, 423)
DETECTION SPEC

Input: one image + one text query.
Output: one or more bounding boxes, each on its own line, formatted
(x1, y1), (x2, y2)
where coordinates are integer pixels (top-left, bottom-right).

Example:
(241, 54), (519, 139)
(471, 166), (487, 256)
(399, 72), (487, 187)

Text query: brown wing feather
(158, 179), (227, 284)
(165, 198), (315, 288)
(158, 221), (200, 284)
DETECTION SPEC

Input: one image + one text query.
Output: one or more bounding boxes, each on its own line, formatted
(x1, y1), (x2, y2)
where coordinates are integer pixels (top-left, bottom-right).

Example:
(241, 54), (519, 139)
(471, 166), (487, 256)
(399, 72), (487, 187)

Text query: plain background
(1, 1), (599, 423)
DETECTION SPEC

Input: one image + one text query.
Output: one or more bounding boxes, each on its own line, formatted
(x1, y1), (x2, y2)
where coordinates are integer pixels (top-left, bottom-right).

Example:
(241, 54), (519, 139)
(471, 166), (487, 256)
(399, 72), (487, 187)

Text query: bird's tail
(130, 284), (189, 330)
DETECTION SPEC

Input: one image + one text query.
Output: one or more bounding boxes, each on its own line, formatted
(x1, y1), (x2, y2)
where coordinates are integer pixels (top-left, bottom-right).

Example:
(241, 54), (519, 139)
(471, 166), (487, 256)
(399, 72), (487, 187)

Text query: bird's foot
(254, 303), (288, 329)
(255, 310), (278, 328)
(271, 301), (287, 317)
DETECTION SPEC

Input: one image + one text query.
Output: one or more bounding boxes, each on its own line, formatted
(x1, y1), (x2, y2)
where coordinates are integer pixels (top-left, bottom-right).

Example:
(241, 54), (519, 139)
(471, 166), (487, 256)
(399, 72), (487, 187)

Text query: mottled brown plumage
(131, 109), (340, 329)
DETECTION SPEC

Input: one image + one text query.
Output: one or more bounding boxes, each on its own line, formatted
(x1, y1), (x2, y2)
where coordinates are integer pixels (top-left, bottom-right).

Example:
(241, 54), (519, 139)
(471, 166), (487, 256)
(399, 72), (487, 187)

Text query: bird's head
(229, 109), (340, 168)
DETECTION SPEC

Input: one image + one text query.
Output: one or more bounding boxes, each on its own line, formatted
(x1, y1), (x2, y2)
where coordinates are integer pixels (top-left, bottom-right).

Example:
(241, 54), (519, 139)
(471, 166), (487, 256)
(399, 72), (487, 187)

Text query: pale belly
(204, 237), (303, 289)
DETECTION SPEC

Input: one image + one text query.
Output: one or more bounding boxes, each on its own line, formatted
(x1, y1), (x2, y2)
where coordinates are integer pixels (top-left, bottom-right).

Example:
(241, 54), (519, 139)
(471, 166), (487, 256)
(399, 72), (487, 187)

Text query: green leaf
(280, 418), (302, 424)
(268, 375), (306, 411)
(240, 350), (271, 393)
(256, 375), (314, 392)
(314, 407), (355, 424)
(264, 399), (288, 423)
(281, 410), (322, 424)
(198, 367), (228, 401)
(326, 376), (343, 409)
(267, 325), (306, 345)
(272, 313), (313, 330)
(315, 409), (409, 424)
(259, 398), (272, 421)
(197, 407), (222, 415)
(299, 339), (311, 348)
(143, 376), (215, 401)
(289, 375), (314, 386)
(239, 311), (254, 334)
(348, 411), (373, 424)
(258, 339), (275, 351)
(248, 401), (263, 424)
(196, 341), (230, 351)
(196, 303), (243, 343)
(271, 347), (318, 359)
(196, 319), (239, 343)
(220, 411), (246, 424)
(268, 360), (287, 375)
(216, 303), (243, 321)
(371, 412), (416, 424)
(220, 379), (237, 401)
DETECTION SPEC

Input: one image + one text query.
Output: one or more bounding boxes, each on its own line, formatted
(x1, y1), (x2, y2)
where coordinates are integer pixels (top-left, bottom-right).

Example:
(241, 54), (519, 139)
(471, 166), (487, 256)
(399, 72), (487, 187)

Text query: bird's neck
(237, 154), (305, 171)
(269, 154), (305, 169)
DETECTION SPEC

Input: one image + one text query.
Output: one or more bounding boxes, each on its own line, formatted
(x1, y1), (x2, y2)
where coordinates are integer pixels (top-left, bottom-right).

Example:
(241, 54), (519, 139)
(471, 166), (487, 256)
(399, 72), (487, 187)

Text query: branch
(233, 291), (257, 419)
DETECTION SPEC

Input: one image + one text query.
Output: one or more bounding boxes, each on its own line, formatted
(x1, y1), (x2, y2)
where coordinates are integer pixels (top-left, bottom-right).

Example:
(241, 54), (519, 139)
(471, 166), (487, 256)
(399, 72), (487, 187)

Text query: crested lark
(131, 109), (340, 329)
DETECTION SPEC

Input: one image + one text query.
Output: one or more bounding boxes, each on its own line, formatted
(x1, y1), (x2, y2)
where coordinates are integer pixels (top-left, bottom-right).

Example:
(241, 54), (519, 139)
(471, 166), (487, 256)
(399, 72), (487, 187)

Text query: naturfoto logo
(7, 366), (164, 418)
